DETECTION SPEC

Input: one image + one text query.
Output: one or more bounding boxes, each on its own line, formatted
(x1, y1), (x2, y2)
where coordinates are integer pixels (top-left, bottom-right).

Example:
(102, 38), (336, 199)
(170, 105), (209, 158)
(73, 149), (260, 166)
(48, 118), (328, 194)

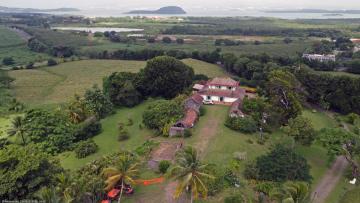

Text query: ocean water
(48, 8), (360, 19)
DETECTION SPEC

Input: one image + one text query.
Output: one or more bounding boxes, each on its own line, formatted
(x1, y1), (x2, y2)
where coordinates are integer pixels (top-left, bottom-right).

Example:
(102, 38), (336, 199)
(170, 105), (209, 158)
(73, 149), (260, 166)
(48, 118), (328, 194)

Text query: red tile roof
(180, 109), (198, 128)
(208, 77), (239, 87)
(191, 94), (204, 104)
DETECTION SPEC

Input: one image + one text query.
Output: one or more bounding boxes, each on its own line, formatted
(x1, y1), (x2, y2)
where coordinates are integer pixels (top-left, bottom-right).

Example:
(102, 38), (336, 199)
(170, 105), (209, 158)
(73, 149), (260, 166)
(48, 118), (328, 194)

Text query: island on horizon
(0, 6), (80, 13)
(126, 6), (186, 15)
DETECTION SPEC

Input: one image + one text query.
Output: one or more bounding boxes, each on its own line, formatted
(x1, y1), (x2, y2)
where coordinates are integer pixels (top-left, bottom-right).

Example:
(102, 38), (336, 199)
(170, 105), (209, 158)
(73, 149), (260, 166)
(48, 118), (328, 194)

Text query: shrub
(2, 57), (15, 65)
(94, 32), (103, 37)
(346, 113), (359, 124)
(176, 38), (184, 44)
(162, 37), (172, 43)
(26, 62), (34, 69)
(184, 129), (192, 138)
(225, 117), (258, 133)
(199, 106), (206, 116)
(47, 59), (57, 66)
(224, 194), (245, 203)
(73, 117), (102, 142)
(75, 139), (98, 158)
(252, 145), (312, 182)
(127, 118), (134, 126)
(147, 38), (156, 43)
(158, 160), (171, 173)
(135, 140), (159, 156)
(118, 129), (129, 141)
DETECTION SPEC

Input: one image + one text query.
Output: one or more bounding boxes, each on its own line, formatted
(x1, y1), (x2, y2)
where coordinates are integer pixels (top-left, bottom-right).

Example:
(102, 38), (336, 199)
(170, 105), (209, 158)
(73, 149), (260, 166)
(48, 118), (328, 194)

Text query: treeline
(162, 25), (343, 37)
(296, 68), (360, 114)
(87, 48), (222, 63)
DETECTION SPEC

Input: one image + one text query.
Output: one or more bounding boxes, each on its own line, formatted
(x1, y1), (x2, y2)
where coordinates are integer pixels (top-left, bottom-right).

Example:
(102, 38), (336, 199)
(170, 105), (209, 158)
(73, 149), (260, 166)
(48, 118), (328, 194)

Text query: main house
(169, 77), (246, 137)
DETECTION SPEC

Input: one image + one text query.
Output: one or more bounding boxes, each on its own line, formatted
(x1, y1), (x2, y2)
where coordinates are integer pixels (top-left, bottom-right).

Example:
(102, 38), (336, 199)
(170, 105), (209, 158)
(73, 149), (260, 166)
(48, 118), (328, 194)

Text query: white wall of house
(201, 95), (237, 103)
(209, 85), (236, 91)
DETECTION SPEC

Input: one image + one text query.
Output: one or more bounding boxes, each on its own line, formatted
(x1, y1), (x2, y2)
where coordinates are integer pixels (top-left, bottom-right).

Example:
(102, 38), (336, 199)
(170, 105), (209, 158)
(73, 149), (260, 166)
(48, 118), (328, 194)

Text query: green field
(59, 99), (157, 170)
(0, 26), (49, 66)
(9, 59), (227, 106)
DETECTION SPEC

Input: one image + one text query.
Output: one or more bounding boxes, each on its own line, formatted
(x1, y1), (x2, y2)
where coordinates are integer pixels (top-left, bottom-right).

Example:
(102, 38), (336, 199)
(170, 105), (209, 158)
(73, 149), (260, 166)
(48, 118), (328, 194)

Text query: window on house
(220, 97), (224, 102)
(228, 86), (232, 90)
(217, 86), (221, 89)
(207, 96), (211, 100)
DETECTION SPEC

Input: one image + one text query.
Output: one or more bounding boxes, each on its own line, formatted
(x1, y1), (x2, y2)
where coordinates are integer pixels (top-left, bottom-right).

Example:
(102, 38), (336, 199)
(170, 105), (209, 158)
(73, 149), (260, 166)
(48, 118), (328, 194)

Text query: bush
(26, 62), (34, 69)
(73, 117), (102, 142)
(225, 117), (258, 133)
(199, 106), (206, 117)
(224, 194), (245, 203)
(94, 32), (103, 37)
(118, 129), (129, 141)
(127, 118), (134, 126)
(176, 38), (184, 44)
(158, 160), (171, 173)
(75, 139), (98, 158)
(147, 38), (156, 43)
(2, 57), (15, 65)
(346, 113), (359, 124)
(182, 129), (192, 138)
(162, 37), (172, 43)
(135, 140), (159, 156)
(47, 59), (57, 66)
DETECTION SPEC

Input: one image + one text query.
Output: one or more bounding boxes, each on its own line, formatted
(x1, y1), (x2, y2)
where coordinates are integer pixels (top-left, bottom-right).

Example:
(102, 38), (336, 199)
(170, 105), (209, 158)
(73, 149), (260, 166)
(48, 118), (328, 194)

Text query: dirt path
(311, 111), (350, 203)
(194, 117), (221, 158)
(163, 108), (223, 202)
(311, 156), (349, 203)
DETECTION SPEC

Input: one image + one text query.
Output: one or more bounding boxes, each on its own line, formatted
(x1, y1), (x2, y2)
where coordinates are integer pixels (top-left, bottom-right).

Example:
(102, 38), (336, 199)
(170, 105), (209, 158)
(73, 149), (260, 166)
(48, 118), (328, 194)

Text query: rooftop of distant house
(208, 77), (239, 87)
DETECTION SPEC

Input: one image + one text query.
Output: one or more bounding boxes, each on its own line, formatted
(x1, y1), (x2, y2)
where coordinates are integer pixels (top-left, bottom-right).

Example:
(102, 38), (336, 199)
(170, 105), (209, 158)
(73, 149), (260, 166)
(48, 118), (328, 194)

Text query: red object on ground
(107, 189), (120, 199)
(101, 200), (110, 203)
(136, 177), (165, 186)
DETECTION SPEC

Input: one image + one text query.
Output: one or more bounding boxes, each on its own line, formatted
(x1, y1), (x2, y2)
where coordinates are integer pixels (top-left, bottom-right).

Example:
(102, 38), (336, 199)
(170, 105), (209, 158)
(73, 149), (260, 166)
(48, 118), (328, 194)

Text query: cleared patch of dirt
(148, 142), (183, 169)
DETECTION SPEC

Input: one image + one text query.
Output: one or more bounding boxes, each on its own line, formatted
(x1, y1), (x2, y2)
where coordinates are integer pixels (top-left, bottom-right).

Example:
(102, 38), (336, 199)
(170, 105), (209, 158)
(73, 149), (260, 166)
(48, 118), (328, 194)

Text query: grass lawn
(59, 99), (157, 170)
(339, 186), (360, 203)
(0, 26), (49, 66)
(9, 60), (145, 106)
(181, 58), (228, 78)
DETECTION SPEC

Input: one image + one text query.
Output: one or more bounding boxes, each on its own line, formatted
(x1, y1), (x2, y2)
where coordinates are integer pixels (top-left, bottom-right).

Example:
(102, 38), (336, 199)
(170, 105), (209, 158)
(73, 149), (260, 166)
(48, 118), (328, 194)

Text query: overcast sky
(2, 0), (360, 10)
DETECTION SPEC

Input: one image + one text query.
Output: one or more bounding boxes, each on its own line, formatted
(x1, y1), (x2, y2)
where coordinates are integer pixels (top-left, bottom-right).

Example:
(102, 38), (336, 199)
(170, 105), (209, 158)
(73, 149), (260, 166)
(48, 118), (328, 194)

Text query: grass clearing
(9, 59), (226, 106)
(0, 26), (49, 66)
(181, 58), (228, 78)
(59, 99), (157, 170)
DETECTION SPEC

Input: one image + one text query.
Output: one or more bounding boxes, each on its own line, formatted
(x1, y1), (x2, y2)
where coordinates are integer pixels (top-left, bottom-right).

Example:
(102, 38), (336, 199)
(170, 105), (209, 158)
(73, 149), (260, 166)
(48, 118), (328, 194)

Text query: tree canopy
(0, 144), (62, 200)
(140, 56), (194, 99)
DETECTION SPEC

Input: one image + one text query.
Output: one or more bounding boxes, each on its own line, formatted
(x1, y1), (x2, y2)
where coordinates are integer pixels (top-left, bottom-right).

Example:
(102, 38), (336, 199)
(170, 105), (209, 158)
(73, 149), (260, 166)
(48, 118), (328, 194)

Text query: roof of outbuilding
(180, 109), (198, 128)
(208, 77), (239, 87)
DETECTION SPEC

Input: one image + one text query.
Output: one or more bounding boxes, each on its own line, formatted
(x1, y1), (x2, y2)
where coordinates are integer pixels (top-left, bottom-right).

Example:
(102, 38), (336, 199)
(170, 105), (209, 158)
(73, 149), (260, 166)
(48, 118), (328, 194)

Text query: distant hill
(0, 6), (80, 13)
(266, 9), (360, 14)
(126, 6), (186, 15)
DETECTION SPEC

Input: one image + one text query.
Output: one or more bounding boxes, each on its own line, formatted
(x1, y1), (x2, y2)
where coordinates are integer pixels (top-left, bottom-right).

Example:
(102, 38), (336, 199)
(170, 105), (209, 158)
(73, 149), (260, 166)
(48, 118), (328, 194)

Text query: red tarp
(107, 189), (120, 198)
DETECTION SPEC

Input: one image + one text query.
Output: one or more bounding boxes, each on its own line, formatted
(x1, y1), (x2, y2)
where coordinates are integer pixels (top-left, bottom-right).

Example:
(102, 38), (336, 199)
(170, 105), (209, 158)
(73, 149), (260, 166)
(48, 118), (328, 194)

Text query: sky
(2, 0), (360, 10)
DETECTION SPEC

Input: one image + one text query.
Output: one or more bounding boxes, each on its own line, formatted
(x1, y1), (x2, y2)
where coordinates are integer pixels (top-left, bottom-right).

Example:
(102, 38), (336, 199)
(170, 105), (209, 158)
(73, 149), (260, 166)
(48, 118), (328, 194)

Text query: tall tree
(102, 152), (140, 203)
(317, 128), (360, 178)
(270, 182), (310, 203)
(140, 56), (194, 99)
(283, 115), (316, 146)
(169, 147), (214, 203)
(7, 116), (26, 145)
(0, 144), (63, 200)
(265, 70), (304, 124)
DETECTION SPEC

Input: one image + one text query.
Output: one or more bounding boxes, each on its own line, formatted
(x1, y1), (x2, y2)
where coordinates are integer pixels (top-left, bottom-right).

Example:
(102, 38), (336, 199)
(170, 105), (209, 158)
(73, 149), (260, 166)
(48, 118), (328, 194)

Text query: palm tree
(102, 152), (140, 203)
(7, 116), (26, 145)
(270, 182), (309, 203)
(169, 146), (214, 203)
